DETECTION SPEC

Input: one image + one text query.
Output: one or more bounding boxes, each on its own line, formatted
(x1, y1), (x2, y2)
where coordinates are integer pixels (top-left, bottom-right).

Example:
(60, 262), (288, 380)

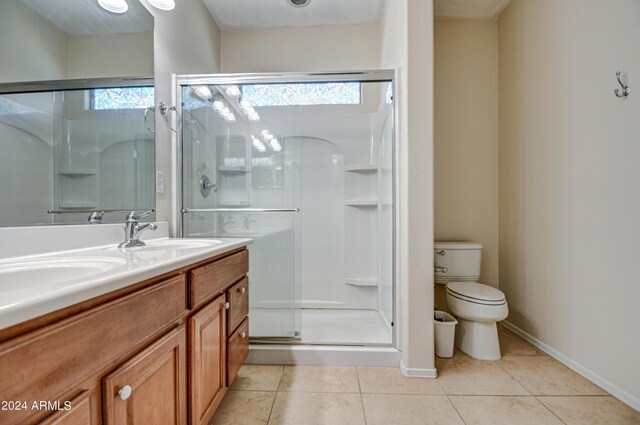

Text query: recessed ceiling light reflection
(98, 0), (128, 14)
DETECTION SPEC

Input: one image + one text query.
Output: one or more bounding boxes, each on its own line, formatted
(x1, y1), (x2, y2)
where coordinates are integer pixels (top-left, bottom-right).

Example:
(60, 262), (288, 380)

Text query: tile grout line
(434, 366), (469, 425)
(534, 396), (570, 425)
(493, 355), (535, 396)
(355, 367), (369, 425)
(266, 365), (285, 425)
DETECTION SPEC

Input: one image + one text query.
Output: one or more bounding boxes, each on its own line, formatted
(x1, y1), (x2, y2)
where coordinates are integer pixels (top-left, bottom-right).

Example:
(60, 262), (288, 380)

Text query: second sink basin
(0, 257), (127, 292)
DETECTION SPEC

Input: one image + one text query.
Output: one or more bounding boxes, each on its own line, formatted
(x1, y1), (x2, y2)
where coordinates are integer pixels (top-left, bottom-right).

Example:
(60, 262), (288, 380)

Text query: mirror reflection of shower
(180, 73), (395, 346)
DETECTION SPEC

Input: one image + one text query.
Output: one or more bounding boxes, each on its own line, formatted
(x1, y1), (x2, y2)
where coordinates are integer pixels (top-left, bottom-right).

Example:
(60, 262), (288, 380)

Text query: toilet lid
(447, 282), (506, 303)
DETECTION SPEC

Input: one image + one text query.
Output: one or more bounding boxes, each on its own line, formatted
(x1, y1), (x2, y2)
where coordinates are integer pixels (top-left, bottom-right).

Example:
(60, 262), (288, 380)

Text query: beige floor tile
(499, 329), (546, 356)
(362, 394), (464, 425)
(230, 365), (284, 391)
(498, 356), (608, 395)
(449, 396), (564, 425)
(436, 353), (529, 395)
(357, 367), (444, 394)
(538, 396), (640, 425)
(210, 390), (276, 425)
(277, 365), (360, 393)
(268, 392), (365, 425)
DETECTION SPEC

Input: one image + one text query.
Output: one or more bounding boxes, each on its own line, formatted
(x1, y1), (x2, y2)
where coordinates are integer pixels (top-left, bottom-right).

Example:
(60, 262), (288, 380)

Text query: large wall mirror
(0, 1), (156, 226)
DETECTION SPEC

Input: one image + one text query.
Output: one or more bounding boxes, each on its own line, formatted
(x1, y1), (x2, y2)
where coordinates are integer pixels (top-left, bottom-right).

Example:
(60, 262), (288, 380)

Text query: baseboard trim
(400, 360), (438, 378)
(501, 321), (640, 412)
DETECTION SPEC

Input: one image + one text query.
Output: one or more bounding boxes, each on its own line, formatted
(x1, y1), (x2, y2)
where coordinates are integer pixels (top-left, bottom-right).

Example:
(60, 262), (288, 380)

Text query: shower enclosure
(178, 71), (395, 346)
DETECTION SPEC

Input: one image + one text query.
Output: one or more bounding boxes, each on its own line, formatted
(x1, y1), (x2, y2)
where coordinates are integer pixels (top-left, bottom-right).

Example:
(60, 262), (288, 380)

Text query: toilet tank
(434, 242), (482, 284)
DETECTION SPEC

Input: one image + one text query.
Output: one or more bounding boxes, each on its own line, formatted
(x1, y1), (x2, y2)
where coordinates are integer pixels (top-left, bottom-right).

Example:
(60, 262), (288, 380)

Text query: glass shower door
(181, 85), (300, 339)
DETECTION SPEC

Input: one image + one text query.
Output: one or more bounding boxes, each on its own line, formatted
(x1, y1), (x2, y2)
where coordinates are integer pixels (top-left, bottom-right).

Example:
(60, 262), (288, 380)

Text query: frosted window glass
(91, 87), (154, 110)
(241, 82), (361, 106)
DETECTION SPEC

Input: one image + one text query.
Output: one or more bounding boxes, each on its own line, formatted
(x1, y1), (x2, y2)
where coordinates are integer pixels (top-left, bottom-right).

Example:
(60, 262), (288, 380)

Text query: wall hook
(614, 71), (631, 98)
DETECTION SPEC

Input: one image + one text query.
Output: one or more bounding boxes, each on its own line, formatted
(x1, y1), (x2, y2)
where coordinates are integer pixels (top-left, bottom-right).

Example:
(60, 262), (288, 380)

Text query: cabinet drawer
(226, 318), (249, 386)
(226, 277), (249, 335)
(0, 276), (186, 425)
(39, 390), (91, 425)
(189, 250), (248, 309)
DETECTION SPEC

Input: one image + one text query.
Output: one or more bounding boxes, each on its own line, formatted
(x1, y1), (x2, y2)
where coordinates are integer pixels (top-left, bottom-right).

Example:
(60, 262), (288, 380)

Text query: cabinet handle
(225, 302), (230, 310)
(238, 287), (246, 294)
(118, 385), (132, 400)
(241, 332), (246, 338)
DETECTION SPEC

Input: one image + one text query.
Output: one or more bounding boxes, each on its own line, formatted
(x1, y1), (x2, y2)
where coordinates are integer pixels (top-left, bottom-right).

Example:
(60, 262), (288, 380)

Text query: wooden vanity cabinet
(103, 326), (187, 425)
(188, 295), (227, 425)
(0, 247), (249, 425)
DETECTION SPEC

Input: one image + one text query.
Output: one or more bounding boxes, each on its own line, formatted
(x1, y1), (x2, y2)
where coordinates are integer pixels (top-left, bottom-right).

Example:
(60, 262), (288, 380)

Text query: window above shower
(241, 82), (361, 106)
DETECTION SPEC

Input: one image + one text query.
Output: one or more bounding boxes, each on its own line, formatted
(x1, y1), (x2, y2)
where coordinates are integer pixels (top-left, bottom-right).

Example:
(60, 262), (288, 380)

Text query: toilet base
(454, 319), (501, 360)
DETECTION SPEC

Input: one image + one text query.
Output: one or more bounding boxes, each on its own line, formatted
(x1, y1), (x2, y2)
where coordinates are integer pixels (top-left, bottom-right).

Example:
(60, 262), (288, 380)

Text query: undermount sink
(0, 257), (127, 291)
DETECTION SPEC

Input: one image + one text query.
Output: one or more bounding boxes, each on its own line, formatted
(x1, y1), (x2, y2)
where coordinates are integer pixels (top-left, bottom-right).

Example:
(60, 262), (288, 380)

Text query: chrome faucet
(88, 211), (104, 224)
(217, 214), (235, 234)
(119, 210), (157, 248)
(242, 214), (257, 231)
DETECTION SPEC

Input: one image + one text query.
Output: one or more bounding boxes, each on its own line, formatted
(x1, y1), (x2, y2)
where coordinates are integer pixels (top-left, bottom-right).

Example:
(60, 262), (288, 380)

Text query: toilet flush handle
(436, 250), (446, 256)
(434, 264), (448, 273)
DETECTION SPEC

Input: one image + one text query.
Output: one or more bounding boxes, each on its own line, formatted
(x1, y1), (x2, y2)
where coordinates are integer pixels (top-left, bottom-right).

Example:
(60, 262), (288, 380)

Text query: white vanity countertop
(0, 237), (252, 330)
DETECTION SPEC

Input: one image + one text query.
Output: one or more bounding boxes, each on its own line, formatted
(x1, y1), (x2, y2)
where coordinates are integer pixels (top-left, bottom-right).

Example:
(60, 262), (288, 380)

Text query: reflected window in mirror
(0, 82), (155, 227)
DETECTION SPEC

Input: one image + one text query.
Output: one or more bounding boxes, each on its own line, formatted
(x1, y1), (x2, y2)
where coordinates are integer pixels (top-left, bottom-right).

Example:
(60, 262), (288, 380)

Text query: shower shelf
(218, 200), (252, 206)
(59, 169), (97, 176)
(218, 167), (250, 173)
(344, 164), (377, 173)
(345, 278), (378, 287)
(345, 200), (378, 207)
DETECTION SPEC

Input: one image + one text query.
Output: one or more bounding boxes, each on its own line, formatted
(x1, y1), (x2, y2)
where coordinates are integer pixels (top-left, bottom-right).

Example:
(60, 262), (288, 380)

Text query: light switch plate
(156, 172), (166, 193)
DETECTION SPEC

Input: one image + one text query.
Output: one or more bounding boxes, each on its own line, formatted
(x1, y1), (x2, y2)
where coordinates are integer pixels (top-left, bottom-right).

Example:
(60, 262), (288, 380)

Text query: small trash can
(434, 311), (458, 358)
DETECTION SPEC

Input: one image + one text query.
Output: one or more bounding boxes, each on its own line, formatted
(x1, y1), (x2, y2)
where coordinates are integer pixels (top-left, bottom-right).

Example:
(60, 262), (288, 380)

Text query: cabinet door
(40, 391), (92, 425)
(102, 326), (187, 425)
(189, 295), (227, 425)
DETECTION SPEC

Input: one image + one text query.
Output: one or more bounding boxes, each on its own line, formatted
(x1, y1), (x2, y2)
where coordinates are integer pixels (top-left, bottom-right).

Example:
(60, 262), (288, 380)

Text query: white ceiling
(434, 0), (511, 20)
(18, 0), (154, 36)
(203, 0), (384, 30)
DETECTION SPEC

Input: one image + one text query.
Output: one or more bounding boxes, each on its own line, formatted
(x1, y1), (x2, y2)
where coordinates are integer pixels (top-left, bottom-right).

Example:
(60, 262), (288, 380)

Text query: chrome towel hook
(614, 71), (631, 98)
(158, 101), (183, 132)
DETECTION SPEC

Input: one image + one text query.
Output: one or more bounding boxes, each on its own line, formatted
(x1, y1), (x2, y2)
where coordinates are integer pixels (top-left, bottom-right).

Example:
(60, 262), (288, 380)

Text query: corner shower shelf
(345, 200), (378, 207)
(345, 278), (378, 287)
(59, 169), (97, 176)
(344, 164), (377, 173)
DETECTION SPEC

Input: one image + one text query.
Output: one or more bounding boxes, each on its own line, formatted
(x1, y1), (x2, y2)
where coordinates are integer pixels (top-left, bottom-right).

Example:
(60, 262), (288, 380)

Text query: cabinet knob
(238, 287), (246, 294)
(241, 332), (246, 338)
(225, 302), (230, 309)
(118, 385), (132, 400)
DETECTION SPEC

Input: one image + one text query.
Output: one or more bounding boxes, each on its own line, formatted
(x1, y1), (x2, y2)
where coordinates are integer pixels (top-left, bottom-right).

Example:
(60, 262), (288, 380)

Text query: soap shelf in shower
(218, 166), (251, 173)
(218, 200), (253, 206)
(345, 199), (378, 207)
(344, 164), (377, 173)
(345, 278), (378, 287)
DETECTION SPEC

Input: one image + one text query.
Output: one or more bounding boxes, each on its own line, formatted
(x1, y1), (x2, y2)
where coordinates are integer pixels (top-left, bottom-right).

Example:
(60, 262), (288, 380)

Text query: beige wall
(499, 0), (640, 407)
(0, 1), (68, 83)
(68, 33), (153, 79)
(220, 24), (380, 73)
(141, 0), (221, 230)
(381, 0), (435, 375)
(434, 21), (499, 287)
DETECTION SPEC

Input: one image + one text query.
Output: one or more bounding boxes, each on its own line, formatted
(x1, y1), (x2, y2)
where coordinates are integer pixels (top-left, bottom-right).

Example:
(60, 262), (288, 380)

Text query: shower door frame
(175, 70), (398, 347)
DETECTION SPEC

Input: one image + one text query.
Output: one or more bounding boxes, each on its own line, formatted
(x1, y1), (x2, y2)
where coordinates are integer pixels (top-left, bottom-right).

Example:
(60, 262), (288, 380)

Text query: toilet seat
(446, 282), (506, 306)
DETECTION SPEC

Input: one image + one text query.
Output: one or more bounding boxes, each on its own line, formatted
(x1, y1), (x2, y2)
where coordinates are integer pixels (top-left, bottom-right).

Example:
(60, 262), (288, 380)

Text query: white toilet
(435, 242), (508, 360)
